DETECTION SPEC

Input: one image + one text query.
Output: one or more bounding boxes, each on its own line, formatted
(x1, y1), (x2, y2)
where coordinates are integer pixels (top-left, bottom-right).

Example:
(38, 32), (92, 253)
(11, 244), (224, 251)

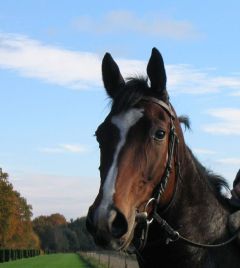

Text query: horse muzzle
(86, 204), (129, 249)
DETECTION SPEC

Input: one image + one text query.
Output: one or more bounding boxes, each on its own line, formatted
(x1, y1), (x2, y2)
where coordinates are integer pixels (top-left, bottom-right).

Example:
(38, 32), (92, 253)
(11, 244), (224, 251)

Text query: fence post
(124, 254), (128, 268)
(108, 254), (110, 268)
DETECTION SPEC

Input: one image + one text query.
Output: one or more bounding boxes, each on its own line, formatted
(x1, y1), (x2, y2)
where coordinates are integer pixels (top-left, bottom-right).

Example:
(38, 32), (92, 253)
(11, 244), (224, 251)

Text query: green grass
(0, 253), (92, 268)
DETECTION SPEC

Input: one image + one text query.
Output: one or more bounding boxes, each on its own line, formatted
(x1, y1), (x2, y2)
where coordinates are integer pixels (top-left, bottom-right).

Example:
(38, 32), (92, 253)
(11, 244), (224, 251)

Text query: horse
(86, 48), (240, 267)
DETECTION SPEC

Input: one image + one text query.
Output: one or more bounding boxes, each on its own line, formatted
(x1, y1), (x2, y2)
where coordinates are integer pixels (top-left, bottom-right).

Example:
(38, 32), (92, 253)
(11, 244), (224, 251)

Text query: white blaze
(97, 108), (144, 221)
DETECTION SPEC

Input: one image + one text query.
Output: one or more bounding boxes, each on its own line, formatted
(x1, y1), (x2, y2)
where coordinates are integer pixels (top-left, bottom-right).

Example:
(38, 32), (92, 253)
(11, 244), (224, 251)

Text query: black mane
(178, 115), (191, 130)
(187, 147), (230, 202)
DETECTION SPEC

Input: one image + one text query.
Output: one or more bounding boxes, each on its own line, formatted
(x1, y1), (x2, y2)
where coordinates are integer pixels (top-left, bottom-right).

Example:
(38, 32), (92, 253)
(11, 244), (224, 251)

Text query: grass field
(0, 253), (93, 268)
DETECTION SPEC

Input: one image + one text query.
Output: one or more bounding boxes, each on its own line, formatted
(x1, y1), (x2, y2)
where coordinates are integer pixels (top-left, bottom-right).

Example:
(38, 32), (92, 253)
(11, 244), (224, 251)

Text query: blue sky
(0, 1), (240, 219)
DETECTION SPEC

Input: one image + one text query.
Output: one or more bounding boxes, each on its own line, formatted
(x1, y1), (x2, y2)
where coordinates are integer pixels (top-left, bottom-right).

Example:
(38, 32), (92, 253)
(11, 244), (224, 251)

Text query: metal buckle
(139, 219), (151, 250)
(144, 198), (156, 224)
(166, 231), (180, 244)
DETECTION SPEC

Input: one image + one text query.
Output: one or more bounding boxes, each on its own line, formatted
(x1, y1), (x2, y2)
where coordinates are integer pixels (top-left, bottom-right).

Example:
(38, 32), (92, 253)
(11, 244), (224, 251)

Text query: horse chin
(113, 231), (134, 251)
(94, 234), (133, 251)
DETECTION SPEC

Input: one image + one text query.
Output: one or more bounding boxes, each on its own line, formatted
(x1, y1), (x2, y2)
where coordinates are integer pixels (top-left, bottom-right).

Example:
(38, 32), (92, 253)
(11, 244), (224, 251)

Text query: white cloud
(0, 33), (102, 89)
(1, 33), (240, 94)
(231, 91), (240, 96)
(216, 158), (240, 165)
(39, 144), (88, 154)
(203, 108), (240, 135)
(193, 148), (216, 155)
(207, 108), (240, 122)
(166, 65), (217, 94)
(167, 65), (240, 95)
(73, 11), (199, 40)
(61, 144), (88, 153)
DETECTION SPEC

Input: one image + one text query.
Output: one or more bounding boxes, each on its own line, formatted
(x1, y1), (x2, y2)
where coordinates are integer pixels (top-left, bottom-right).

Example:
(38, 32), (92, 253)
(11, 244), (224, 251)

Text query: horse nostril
(108, 207), (128, 238)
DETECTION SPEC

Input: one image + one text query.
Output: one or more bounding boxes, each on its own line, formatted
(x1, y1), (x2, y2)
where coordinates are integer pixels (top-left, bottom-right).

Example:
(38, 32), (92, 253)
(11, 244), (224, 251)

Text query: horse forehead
(111, 108), (144, 135)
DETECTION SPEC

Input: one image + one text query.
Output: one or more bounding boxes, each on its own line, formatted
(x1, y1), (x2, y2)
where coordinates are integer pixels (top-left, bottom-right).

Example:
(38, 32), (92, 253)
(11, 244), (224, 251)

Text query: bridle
(132, 96), (239, 253)
(133, 96), (180, 250)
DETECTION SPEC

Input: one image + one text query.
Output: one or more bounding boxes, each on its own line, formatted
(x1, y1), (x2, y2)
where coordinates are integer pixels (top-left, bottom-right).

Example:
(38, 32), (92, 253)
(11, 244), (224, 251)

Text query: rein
(134, 97), (238, 251)
(152, 211), (239, 249)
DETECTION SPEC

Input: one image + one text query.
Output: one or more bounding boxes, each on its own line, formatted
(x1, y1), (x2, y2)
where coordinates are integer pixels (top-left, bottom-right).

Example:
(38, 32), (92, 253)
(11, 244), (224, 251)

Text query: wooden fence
(80, 251), (139, 268)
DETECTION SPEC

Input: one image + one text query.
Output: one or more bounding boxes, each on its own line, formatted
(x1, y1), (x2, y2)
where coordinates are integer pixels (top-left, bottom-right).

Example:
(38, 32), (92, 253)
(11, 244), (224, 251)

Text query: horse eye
(154, 129), (165, 140)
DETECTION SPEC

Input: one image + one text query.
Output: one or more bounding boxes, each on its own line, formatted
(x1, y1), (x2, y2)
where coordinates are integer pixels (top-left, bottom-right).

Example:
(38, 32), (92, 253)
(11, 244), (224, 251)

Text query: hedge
(0, 249), (40, 263)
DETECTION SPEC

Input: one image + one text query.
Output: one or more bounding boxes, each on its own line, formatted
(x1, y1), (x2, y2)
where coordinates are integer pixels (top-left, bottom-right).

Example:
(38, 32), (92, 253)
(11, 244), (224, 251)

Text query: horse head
(86, 48), (184, 250)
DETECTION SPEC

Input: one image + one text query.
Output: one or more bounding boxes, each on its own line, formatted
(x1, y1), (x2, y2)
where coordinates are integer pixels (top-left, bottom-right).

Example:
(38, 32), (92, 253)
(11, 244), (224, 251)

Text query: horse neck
(174, 149), (230, 240)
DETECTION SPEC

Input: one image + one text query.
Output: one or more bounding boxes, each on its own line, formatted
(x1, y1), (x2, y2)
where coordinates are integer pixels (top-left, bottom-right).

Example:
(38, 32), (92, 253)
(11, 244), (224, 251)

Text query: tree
(68, 217), (97, 251)
(63, 227), (79, 251)
(33, 215), (97, 252)
(49, 214), (67, 226)
(0, 169), (40, 249)
(0, 171), (13, 247)
(33, 214), (68, 251)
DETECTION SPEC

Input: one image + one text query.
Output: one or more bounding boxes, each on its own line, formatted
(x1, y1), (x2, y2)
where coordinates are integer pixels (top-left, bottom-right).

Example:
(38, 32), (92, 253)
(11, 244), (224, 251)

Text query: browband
(141, 97), (175, 119)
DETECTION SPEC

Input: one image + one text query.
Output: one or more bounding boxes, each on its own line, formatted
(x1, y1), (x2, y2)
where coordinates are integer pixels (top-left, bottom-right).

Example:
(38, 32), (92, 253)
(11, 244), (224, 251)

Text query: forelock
(110, 76), (150, 114)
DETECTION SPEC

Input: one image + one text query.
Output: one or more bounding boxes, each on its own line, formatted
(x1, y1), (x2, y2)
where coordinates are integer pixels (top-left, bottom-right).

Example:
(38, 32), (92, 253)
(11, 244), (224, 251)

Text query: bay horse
(86, 48), (240, 267)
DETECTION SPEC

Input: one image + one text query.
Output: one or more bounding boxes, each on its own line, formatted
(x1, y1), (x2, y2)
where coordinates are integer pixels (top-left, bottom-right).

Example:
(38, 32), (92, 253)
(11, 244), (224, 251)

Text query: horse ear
(102, 53), (125, 99)
(147, 48), (168, 100)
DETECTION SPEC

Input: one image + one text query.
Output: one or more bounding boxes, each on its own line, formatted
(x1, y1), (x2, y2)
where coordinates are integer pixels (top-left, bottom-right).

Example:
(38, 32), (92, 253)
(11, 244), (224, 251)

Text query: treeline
(0, 168), (96, 253)
(0, 169), (39, 249)
(33, 214), (96, 252)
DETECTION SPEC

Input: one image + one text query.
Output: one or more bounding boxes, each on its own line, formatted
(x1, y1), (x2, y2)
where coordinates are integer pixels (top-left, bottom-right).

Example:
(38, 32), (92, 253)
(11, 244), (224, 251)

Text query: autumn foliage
(0, 169), (40, 249)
